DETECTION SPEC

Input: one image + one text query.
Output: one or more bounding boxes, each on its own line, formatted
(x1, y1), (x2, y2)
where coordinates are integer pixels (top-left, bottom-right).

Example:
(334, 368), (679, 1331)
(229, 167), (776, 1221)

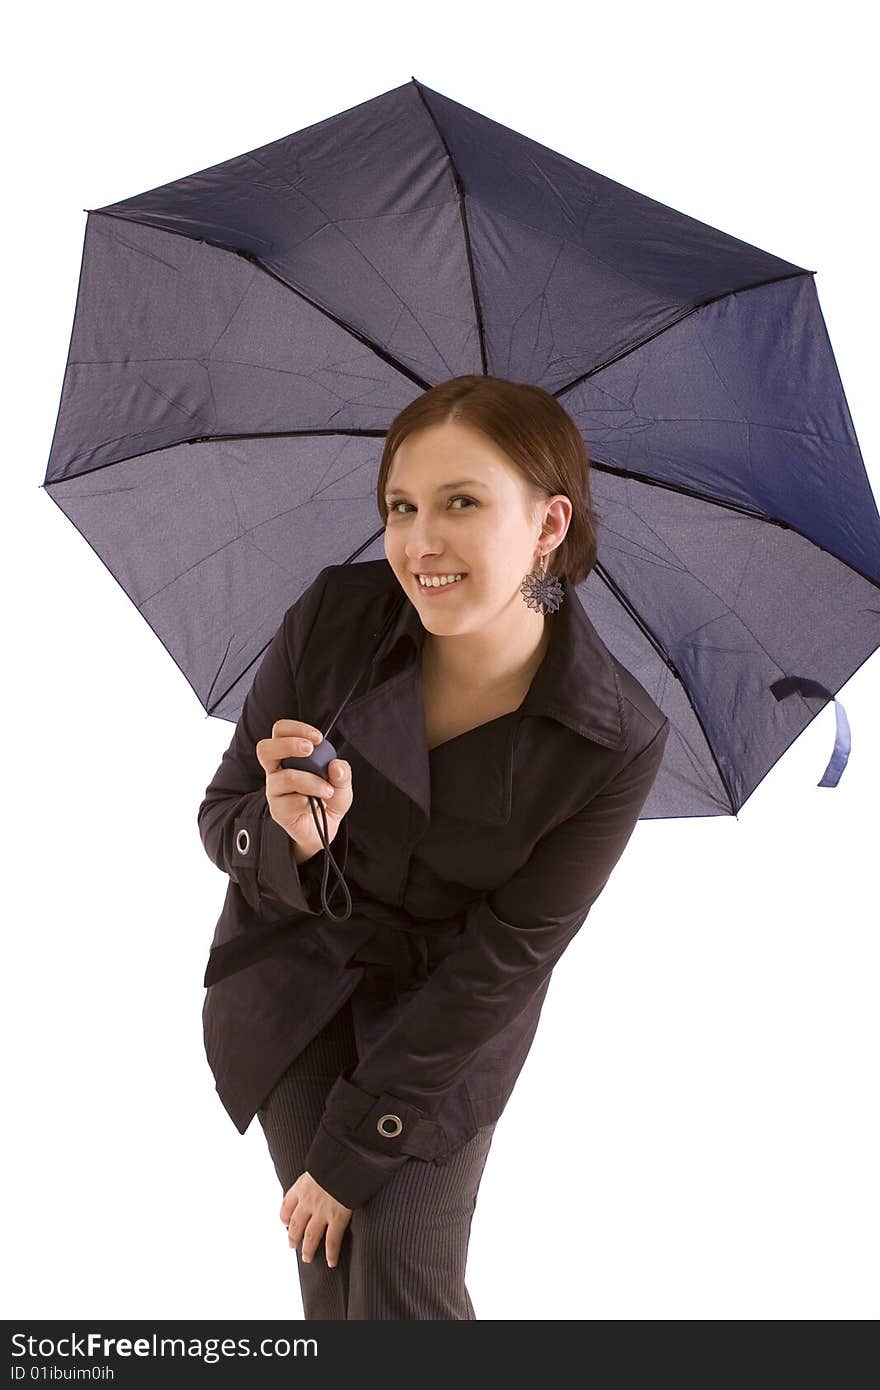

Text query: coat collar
(334, 568), (628, 829)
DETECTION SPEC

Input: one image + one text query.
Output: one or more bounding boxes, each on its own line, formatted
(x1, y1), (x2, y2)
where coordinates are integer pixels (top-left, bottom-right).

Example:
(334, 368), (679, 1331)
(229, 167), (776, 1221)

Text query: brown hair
(376, 376), (599, 586)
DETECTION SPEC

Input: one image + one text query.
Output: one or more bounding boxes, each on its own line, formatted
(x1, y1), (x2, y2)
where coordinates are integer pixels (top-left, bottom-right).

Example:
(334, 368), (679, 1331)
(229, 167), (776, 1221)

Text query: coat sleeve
(196, 562), (349, 921)
(302, 716), (671, 1208)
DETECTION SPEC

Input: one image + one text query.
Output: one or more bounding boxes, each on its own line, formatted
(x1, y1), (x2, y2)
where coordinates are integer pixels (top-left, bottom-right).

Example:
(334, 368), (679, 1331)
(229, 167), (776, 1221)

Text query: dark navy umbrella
(42, 77), (880, 814)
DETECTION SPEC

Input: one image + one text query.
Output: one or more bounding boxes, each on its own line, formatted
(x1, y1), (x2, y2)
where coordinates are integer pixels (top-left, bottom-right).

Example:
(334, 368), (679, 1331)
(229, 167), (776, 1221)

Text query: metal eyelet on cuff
(235, 828), (251, 855)
(377, 1113), (403, 1138)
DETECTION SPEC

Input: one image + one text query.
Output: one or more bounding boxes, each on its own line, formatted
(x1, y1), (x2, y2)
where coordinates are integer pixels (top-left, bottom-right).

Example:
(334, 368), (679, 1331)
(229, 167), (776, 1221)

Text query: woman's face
(383, 420), (562, 633)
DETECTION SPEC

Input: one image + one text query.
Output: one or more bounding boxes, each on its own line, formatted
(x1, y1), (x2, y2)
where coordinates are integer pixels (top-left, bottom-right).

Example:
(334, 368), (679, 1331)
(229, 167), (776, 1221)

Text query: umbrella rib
(411, 77), (488, 376)
(205, 526), (386, 716)
(585, 459), (880, 597)
(40, 448), (880, 605)
(81, 208), (437, 396)
(594, 560), (738, 816)
(552, 269), (813, 402)
(205, 632), (235, 715)
(41, 427), (390, 484)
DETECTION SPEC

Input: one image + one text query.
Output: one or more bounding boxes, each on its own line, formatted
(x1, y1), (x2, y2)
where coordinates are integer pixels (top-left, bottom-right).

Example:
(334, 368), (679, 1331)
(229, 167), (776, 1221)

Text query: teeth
(418, 573), (465, 587)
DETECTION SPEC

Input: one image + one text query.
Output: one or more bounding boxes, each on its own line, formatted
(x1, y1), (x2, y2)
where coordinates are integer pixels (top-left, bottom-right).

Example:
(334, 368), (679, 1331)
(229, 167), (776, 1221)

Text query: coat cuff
(303, 1120), (410, 1209)
(303, 1072), (448, 1208)
(229, 790), (349, 917)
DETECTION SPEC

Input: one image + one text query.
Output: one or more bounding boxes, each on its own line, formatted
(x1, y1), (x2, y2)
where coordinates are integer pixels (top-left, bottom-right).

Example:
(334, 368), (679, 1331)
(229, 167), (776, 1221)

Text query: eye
(386, 495), (477, 515)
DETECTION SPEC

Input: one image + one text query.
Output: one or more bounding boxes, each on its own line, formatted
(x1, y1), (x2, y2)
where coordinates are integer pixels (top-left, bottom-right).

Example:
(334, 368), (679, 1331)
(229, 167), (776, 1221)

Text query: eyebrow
(384, 478), (489, 498)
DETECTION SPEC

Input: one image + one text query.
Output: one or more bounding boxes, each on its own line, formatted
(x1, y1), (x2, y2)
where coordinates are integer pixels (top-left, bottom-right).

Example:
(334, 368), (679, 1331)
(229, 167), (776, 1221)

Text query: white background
(4, 0), (877, 1323)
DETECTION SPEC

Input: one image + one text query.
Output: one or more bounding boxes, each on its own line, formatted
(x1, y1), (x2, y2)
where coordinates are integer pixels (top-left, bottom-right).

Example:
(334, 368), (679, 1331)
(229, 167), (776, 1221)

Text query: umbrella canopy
(42, 77), (880, 815)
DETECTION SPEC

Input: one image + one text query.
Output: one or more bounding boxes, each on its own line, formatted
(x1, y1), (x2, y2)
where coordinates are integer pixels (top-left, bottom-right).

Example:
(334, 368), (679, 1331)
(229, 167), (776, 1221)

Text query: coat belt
(203, 891), (463, 994)
(338, 897), (434, 1005)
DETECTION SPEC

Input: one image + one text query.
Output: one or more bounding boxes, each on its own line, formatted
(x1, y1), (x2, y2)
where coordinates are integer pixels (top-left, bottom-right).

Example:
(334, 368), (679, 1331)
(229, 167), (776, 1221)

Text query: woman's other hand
(280, 1171), (353, 1269)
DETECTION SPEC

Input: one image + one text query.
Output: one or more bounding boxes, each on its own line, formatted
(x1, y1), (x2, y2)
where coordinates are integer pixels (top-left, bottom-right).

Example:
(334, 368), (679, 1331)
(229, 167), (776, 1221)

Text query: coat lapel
(336, 658), (433, 827)
(333, 567), (629, 831)
(333, 586), (433, 827)
(519, 574), (630, 750)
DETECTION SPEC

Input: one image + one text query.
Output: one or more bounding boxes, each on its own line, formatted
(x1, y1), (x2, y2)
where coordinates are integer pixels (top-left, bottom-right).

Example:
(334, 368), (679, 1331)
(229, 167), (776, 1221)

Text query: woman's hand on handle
(256, 719), (353, 863)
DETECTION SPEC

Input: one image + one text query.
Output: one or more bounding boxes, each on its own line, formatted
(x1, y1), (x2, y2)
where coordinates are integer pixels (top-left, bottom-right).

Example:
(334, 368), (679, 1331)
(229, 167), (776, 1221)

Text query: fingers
(281, 1183), (349, 1270)
(267, 760), (351, 805)
(268, 766), (338, 801)
(324, 1223), (345, 1269)
(272, 719), (324, 743)
(286, 1210), (330, 1266)
(296, 1214), (347, 1269)
(280, 1189), (300, 1225)
(256, 722), (323, 775)
(298, 1214), (326, 1265)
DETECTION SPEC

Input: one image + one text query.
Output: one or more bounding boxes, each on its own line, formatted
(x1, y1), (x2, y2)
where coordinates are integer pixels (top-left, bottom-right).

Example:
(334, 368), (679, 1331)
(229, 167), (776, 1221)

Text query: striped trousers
(257, 996), (497, 1320)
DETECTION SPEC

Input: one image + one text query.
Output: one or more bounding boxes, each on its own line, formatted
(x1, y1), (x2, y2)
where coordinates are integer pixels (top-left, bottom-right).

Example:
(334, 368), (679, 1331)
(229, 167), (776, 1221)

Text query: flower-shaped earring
(520, 552), (565, 615)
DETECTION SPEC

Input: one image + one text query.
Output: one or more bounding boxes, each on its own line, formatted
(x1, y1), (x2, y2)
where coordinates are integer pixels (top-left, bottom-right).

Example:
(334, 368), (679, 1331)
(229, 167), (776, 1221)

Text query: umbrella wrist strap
(303, 795), (353, 920)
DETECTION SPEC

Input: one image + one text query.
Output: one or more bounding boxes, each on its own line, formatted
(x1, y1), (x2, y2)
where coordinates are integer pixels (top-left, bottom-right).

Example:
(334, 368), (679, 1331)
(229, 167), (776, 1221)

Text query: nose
(406, 525), (446, 564)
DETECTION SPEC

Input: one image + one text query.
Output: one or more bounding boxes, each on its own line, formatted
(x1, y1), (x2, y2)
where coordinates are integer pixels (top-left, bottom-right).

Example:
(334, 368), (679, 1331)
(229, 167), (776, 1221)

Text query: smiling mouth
(414, 574), (468, 592)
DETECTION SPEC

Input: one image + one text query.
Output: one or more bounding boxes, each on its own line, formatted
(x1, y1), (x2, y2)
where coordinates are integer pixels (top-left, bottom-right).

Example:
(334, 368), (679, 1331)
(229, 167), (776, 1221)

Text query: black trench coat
(198, 559), (669, 1209)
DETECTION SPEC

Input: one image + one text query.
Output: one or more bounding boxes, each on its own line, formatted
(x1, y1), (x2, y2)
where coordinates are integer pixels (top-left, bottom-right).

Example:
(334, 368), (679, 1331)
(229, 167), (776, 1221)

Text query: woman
(198, 375), (670, 1320)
